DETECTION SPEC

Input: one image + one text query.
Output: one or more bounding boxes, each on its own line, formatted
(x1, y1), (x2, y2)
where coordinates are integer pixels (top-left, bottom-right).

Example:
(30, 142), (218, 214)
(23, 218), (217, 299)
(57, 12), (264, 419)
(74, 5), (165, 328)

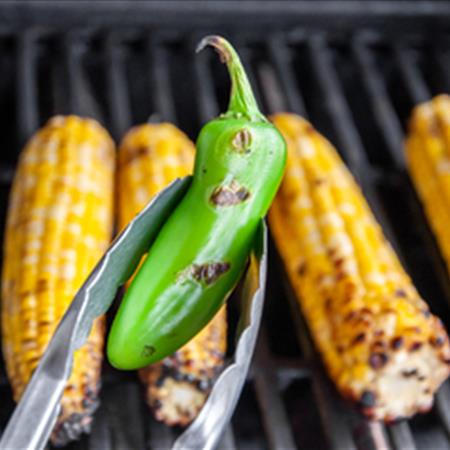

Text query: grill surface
(1, 2), (450, 449)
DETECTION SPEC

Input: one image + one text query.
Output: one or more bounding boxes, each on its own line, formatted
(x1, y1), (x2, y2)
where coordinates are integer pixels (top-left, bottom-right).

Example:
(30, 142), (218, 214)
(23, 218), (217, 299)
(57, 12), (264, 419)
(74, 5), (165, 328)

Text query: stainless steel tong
(0, 177), (267, 450)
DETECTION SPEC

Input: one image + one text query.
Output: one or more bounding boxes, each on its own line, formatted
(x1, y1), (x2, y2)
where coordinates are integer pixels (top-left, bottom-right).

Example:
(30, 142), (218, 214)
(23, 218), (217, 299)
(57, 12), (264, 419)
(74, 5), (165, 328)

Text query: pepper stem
(197, 35), (267, 122)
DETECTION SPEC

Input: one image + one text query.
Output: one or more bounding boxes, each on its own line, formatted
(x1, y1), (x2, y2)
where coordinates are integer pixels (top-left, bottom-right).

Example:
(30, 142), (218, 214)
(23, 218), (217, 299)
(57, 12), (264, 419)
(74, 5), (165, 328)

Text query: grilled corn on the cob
(2, 115), (115, 445)
(406, 94), (450, 274)
(269, 113), (450, 421)
(118, 123), (227, 426)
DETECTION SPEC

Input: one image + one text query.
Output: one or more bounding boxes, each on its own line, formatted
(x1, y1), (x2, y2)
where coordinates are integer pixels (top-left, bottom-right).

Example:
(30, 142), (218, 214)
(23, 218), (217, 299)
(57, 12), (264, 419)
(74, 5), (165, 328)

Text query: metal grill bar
(253, 329), (297, 450)
(305, 35), (368, 177)
(352, 36), (405, 168)
(193, 44), (219, 124)
(393, 44), (431, 105)
(148, 38), (177, 124)
(267, 35), (307, 116)
(64, 34), (104, 121)
(106, 34), (132, 140)
(388, 422), (417, 450)
(16, 31), (38, 146)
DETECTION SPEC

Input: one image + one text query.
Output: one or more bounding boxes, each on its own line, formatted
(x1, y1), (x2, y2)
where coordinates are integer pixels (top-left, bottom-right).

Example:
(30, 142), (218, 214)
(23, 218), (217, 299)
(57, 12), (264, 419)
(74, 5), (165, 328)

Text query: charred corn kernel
(118, 123), (226, 426)
(139, 306), (226, 426)
(406, 94), (450, 274)
(2, 115), (114, 445)
(269, 113), (450, 421)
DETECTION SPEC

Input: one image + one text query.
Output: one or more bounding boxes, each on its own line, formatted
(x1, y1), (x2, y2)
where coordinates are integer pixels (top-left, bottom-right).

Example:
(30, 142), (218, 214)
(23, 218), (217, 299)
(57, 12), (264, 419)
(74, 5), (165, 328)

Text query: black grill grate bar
(105, 34), (132, 141)
(257, 61), (288, 117)
(148, 38), (177, 123)
(435, 382), (450, 441)
(63, 35), (83, 116)
(352, 37), (405, 169)
(88, 401), (112, 450)
(432, 47), (450, 94)
(305, 34), (368, 178)
(388, 422), (417, 450)
(147, 418), (174, 450)
(64, 34), (104, 121)
(104, 383), (147, 450)
(393, 44), (431, 106)
(253, 328), (297, 450)
(16, 31), (39, 147)
(311, 369), (358, 450)
(193, 43), (219, 124)
(0, 166), (15, 186)
(267, 35), (307, 117)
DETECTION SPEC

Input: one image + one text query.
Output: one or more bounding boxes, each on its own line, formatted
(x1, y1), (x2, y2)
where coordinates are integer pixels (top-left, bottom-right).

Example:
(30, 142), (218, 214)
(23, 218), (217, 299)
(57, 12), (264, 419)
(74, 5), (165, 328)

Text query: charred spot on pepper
(192, 262), (230, 285)
(178, 262), (231, 286)
(231, 128), (252, 153)
(142, 345), (156, 358)
(210, 180), (250, 206)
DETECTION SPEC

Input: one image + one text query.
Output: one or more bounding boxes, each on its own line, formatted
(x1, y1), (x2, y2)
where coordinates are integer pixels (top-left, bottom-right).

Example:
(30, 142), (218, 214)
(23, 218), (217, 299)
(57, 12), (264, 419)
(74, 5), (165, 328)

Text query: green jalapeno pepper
(107, 35), (287, 370)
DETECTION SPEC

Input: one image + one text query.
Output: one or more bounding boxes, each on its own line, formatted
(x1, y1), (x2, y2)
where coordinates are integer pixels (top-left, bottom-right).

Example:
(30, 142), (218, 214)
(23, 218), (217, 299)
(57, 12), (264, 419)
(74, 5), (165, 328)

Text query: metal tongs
(0, 177), (267, 450)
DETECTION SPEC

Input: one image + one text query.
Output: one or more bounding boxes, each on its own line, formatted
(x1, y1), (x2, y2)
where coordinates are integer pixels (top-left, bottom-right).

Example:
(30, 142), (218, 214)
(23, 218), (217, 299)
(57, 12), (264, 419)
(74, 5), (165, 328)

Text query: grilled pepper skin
(107, 35), (286, 370)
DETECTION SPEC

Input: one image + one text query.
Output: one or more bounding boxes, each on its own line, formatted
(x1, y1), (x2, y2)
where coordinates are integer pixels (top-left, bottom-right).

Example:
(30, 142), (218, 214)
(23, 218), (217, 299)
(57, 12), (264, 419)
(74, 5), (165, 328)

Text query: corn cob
(118, 123), (227, 426)
(2, 115), (114, 445)
(269, 113), (450, 421)
(406, 94), (450, 275)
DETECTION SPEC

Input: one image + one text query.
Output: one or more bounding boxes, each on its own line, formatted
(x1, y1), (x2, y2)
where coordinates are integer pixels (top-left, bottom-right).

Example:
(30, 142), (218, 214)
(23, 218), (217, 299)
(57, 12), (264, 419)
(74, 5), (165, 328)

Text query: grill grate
(1, 2), (450, 449)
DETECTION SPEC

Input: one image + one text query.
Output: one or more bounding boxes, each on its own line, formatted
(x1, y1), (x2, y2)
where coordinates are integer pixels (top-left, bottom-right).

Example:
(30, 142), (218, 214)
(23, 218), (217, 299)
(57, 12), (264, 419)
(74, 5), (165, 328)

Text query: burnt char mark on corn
(269, 113), (450, 422)
(139, 306), (227, 427)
